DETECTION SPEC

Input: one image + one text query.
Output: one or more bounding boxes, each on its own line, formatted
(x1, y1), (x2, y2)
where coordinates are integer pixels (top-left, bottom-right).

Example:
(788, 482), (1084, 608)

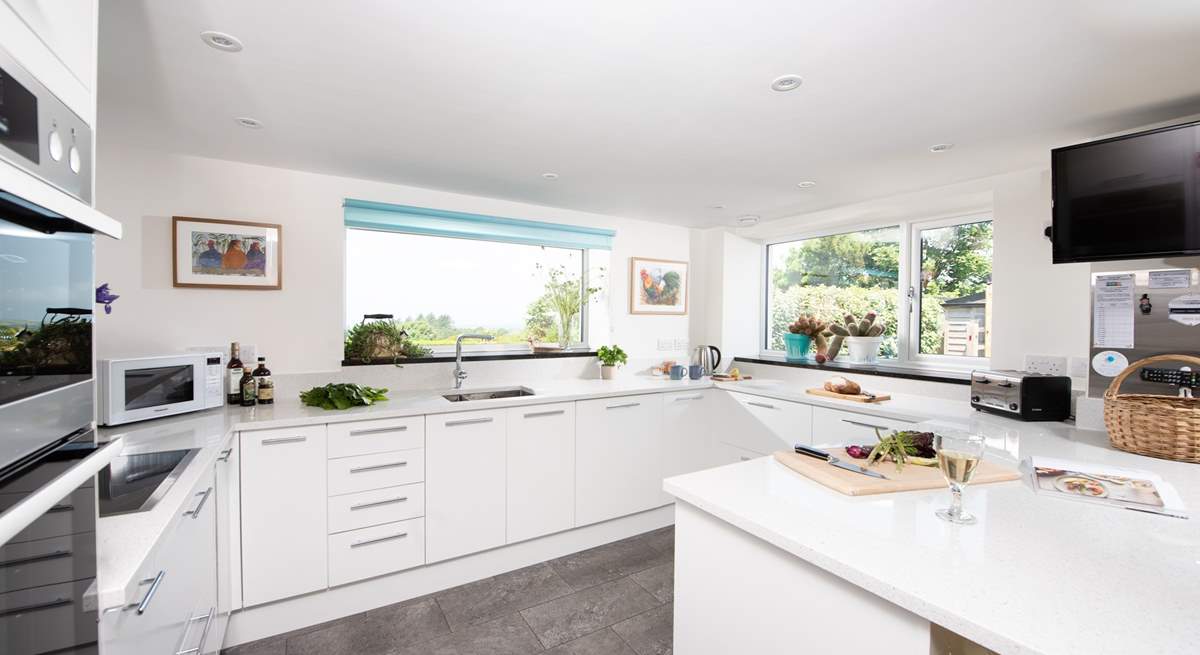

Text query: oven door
(102, 357), (206, 426)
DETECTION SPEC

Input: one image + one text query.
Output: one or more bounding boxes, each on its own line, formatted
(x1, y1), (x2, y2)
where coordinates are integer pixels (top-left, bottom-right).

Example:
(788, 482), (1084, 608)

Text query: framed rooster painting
(172, 216), (282, 289)
(629, 257), (688, 315)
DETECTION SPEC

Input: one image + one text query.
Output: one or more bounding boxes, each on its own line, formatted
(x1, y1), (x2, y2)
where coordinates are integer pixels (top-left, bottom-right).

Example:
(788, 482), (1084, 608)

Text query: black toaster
(970, 370), (1072, 421)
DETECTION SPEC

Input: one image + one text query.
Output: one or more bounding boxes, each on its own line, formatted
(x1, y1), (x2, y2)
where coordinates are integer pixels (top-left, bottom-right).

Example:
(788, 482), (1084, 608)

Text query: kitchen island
(663, 412), (1200, 655)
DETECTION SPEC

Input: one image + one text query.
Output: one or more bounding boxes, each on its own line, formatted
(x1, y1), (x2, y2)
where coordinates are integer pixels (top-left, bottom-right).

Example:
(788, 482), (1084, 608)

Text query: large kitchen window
(343, 200), (613, 359)
(764, 214), (992, 367)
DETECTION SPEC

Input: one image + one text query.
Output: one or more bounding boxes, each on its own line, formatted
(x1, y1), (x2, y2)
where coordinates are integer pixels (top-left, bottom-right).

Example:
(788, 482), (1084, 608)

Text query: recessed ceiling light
(541, 172), (559, 180)
(736, 215), (760, 226)
(234, 117), (263, 129)
(201, 31), (244, 52)
(796, 180), (817, 188)
(770, 74), (803, 92)
(929, 143), (954, 153)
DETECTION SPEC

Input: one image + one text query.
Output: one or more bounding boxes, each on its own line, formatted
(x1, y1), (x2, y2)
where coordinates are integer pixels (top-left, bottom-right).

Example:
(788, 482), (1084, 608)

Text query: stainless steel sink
(442, 386), (536, 402)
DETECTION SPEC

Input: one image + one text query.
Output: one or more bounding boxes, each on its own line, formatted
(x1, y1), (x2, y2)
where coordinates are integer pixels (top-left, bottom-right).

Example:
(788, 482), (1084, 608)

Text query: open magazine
(1028, 456), (1189, 519)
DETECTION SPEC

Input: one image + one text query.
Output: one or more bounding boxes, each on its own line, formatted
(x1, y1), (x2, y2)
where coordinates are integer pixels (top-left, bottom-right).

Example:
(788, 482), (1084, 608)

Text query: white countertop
(664, 387), (1200, 655)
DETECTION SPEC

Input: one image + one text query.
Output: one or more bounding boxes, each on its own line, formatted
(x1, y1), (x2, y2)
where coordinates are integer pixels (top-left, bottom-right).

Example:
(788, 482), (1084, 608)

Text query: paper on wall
(1148, 269), (1192, 289)
(1093, 274), (1135, 348)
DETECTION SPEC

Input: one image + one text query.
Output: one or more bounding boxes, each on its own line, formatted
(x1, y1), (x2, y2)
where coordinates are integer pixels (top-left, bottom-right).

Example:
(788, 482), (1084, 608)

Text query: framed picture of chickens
(172, 216), (282, 290)
(629, 257), (688, 315)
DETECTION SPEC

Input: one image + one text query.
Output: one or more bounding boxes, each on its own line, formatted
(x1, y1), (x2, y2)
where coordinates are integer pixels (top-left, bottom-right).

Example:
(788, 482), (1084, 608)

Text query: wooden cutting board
(772, 450), (1021, 496)
(805, 388), (891, 403)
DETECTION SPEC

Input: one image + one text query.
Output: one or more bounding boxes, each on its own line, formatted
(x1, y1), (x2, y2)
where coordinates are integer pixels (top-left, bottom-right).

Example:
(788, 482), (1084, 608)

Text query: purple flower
(96, 283), (119, 315)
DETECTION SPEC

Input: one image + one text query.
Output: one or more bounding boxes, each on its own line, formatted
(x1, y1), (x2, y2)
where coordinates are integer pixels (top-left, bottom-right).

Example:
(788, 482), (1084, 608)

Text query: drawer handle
(349, 425), (408, 437)
(739, 456), (752, 461)
(185, 487), (213, 519)
(47, 503), (75, 513)
(606, 402), (640, 409)
(0, 548), (73, 568)
(351, 532), (408, 548)
(261, 436), (307, 446)
(349, 461), (407, 474)
(841, 419), (890, 431)
(445, 417), (493, 427)
(0, 597), (71, 618)
(673, 394), (704, 402)
(136, 570), (165, 615)
(747, 401), (776, 410)
(217, 448), (233, 462)
(176, 607), (215, 655)
(350, 496), (408, 511)
(524, 409), (565, 418)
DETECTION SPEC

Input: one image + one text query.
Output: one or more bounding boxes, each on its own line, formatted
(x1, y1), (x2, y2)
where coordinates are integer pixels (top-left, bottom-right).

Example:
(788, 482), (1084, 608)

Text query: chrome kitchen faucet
(453, 334), (495, 388)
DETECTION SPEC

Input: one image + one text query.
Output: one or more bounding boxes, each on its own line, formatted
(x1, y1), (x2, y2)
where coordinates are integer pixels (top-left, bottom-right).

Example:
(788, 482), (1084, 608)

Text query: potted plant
(785, 315), (828, 362)
(828, 312), (884, 364)
(344, 319), (432, 364)
(596, 344), (627, 380)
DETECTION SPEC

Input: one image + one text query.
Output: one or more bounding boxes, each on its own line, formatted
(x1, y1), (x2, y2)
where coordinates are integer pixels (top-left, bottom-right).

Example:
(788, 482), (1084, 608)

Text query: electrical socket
(1025, 354), (1068, 376)
(657, 338), (673, 351)
(1069, 356), (1089, 378)
(674, 338), (689, 351)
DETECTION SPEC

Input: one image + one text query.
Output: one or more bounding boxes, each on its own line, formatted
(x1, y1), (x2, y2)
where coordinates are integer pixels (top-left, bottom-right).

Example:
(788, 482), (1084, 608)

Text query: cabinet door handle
(350, 496), (408, 511)
(349, 461), (407, 474)
(135, 570), (165, 614)
(842, 419), (890, 431)
(216, 448), (233, 462)
(0, 548), (72, 568)
(349, 425), (407, 437)
(261, 436), (306, 446)
(175, 607), (215, 655)
(739, 456), (752, 461)
(0, 597), (71, 618)
(47, 503), (75, 513)
(524, 409), (565, 418)
(606, 401), (640, 410)
(185, 487), (213, 519)
(351, 532), (408, 548)
(445, 417), (493, 427)
(747, 401), (776, 410)
(673, 394), (704, 402)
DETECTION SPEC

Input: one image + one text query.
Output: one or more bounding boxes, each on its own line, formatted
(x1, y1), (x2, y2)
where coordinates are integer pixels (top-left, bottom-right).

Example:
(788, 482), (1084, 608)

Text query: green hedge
(768, 286), (945, 357)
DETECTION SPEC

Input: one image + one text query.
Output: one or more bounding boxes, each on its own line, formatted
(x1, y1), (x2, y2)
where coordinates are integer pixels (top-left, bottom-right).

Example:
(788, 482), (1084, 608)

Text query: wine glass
(934, 431), (986, 524)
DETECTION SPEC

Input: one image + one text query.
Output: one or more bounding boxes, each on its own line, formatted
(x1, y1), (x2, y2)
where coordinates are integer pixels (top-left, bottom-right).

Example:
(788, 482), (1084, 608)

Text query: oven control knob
(68, 145), (81, 173)
(48, 129), (63, 161)
(1009, 402), (1019, 411)
(971, 395), (980, 403)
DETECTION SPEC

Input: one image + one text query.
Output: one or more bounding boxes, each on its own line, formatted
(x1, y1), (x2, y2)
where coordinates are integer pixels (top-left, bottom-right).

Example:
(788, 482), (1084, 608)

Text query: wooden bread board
(806, 388), (891, 403)
(772, 450), (1021, 496)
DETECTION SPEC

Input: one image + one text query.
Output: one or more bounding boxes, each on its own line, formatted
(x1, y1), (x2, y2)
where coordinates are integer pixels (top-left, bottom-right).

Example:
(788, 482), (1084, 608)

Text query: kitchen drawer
(0, 578), (96, 654)
(328, 450), (424, 496)
(724, 392), (813, 452)
(328, 518), (424, 587)
(0, 532), (96, 593)
(0, 486), (94, 544)
(328, 415), (425, 459)
(810, 407), (917, 447)
(328, 483), (424, 534)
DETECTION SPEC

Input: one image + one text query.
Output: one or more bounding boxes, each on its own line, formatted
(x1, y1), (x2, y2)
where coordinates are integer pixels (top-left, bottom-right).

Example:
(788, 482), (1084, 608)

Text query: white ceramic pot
(844, 336), (883, 364)
(600, 365), (617, 380)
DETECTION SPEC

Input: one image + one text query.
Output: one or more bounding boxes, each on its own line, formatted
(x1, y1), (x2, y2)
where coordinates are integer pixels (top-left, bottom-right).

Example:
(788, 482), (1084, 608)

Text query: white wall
(93, 143), (692, 374)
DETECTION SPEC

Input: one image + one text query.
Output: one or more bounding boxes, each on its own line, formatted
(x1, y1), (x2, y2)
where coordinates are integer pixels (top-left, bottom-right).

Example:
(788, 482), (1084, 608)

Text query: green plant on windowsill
(596, 344), (627, 380)
(344, 320), (432, 364)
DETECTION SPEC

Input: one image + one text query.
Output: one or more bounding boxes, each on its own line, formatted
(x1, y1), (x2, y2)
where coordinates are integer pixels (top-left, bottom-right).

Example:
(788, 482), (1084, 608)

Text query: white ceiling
(98, 1), (1200, 228)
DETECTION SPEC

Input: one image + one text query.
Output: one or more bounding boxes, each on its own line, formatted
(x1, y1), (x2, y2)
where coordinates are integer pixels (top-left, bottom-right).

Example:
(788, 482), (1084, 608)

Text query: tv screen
(1051, 121), (1199, 263)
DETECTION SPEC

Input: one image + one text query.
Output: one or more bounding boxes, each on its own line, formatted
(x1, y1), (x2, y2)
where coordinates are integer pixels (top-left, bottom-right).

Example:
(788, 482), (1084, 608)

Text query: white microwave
(98, 353), (225, 426)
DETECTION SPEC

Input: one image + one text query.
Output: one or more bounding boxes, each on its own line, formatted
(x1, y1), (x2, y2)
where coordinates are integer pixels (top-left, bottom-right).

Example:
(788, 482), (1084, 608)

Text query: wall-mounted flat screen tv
(1051, 120), (1199, 263)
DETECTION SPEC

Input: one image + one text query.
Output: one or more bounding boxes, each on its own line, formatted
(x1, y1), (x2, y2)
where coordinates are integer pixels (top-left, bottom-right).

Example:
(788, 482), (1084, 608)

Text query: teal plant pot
(783, 333), (812, 361)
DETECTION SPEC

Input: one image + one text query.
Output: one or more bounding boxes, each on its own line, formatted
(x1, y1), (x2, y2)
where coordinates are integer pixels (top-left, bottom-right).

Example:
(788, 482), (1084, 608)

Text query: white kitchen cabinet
(575, 394), (665, 526)
(660, 390), (716, 498)
(810, 407), (917, 447)
(328, 483), (425, 534)
(239, 425), (328, 606)
(327, 415), (424, 459)
(425, 409), (507, 563)
(2, 0), (97, 91)
(506, 403), (575, 544)
(723, 392), (813, 452)
(327, 449), (424, 496)
(328, 518), (425, 587)
(211, 436), (239, 653)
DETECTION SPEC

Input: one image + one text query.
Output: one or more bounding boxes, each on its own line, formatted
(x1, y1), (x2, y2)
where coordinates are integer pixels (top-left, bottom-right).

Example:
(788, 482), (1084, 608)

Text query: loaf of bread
(823, 376), (861, 395)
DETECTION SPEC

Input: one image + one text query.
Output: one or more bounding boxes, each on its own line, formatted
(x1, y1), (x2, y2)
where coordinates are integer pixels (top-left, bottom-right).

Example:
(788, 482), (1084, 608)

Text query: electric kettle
(693, 345), (722, 376)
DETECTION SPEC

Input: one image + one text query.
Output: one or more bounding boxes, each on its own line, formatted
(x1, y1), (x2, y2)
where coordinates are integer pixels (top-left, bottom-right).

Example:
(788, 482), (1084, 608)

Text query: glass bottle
(239, 367), (257, 407)
(252, 356), (273, 404)
(227, 342), (244, 405)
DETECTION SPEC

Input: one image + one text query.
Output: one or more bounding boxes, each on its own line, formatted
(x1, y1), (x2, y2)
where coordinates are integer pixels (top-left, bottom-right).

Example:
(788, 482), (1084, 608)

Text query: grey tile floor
(223, 526), (675, 655)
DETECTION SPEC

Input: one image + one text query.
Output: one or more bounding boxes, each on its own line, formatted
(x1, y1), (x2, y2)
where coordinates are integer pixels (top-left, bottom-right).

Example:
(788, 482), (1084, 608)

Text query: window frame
(760, 209), (992, 371)
(344, 227), (597, 356)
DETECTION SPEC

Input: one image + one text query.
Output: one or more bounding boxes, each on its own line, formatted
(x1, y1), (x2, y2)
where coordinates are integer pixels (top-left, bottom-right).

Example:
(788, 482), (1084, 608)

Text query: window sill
(733, 355), (972, 385)
(342, 350), (597, 367)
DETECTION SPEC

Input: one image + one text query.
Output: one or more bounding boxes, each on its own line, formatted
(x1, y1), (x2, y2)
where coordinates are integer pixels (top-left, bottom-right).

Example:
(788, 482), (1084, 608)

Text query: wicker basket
(1103, 354), (1200, 463)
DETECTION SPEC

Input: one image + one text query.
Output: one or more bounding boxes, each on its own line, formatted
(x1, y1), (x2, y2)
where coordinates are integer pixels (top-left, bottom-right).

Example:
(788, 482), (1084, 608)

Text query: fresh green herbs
(865, 429), (937, 472)
(596, 344), (628, 367)
(299, 383), (389, 410)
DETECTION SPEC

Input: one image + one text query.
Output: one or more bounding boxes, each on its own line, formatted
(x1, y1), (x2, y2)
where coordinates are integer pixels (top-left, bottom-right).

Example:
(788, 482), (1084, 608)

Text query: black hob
(97, 448), (199, 517)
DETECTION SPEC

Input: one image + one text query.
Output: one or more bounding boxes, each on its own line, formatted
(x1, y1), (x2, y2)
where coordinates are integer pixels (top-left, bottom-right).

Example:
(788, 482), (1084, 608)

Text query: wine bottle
(227, 342), (244, 405)
(253, 356), (274, 404)
(239, 367), (257, 407)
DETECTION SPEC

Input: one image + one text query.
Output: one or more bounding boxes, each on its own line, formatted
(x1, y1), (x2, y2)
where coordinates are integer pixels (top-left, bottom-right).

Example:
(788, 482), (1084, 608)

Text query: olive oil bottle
(239, 367), (257, 407)
(252, 356), (274, 404)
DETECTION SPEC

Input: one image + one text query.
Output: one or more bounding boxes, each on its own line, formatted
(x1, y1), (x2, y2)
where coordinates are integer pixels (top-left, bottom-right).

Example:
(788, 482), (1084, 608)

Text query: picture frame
(172, 216), (282, 290)
(629, 257), (688, 315)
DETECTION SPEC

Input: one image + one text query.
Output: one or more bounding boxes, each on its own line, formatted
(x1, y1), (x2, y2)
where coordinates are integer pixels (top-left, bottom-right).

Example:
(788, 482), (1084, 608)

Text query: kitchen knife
(794, 444), (888, 480)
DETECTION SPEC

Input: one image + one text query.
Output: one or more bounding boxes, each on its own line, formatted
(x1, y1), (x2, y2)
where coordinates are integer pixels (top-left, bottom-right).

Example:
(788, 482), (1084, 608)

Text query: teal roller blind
(343, 198), (615, 250)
